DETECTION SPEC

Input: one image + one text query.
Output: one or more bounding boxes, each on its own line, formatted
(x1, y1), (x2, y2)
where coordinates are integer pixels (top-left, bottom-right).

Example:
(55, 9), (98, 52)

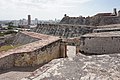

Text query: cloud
(0, 0), (93, 9)
(0, 0), (93, 20)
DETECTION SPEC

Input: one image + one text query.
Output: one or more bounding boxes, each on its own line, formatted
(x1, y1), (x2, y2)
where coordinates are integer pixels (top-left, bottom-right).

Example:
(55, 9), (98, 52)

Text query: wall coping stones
(0, 31), (61, 59)
(97, 24), (120, 28)
(37, 23), (95, 28)
(81, 31), (120, 38)
(94, 27), (120, 31)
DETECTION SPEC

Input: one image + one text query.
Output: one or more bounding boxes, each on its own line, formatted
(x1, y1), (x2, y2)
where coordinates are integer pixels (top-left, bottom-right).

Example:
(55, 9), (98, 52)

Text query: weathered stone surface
(80, 31), (120, 54)
(13, 31), (41, 45)
(14, 41), (61, 67)
(60, 15), (120, 26)
(96, 24), (120, 28)
(0, 54), (14, 70)
(60, 16), (85, 25)
(60, 8), (120, 26)
(0, 31), (65, 69)
(93, 24), (120, 33)
(34, 24), (95, 38)
(63, 37), (80, 46)
(90, 16), (120, 26)
(93, 27), (120, 33)
(22, 53), (120, 80)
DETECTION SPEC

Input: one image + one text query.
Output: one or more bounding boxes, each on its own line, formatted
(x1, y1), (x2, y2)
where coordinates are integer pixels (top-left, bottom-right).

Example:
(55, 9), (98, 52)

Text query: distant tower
(113, 8), (117, 16)
(35, 18), (38, 24)
(28, 15), (31, 25)
(118, 10), (120, 16)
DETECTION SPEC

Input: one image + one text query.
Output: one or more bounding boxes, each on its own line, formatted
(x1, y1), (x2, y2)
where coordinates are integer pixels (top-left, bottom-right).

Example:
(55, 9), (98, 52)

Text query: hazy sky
(0, 0), (120, 20)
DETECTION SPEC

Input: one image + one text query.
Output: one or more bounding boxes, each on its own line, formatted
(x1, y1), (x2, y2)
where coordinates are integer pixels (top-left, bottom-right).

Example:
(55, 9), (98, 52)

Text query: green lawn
(0, 33), (4, 36)
(0, 45), (20, 52)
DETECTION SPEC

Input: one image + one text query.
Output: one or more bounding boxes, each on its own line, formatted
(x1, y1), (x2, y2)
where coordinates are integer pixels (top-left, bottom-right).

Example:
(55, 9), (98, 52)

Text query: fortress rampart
(0, 31), (66, 70)
(60, 16), (120, 26)
(34, 24), (95, 38)
(60, 8), (120, 26)
(80, 32), (120, 54)
(13, 32), (40, 45)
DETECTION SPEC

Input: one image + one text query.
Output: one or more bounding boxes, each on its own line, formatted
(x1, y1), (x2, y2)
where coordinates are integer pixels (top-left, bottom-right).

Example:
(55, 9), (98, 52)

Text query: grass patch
(0, 31), (17, 36)
(0, 33), (4, 36)
(0, 45), (20, 52)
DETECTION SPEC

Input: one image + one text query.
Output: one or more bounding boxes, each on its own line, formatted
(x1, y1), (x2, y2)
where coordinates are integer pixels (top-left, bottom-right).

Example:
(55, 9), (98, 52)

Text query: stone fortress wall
(18, 11), (120, 80)
(90, 15), (120, 26)
(80, 31), (120, 54)
(76, 17), (120, 54)
(1, 8), (120, 80)
(12, 32), (41, 45)
(32, 23), (120, 55)
(60, 8), (120, 26)
(0, 23), (96, 70)
(60, 15), (120, 26)
(94, 24), (120, 32)
(33, 24), (95, 46)
(34, 24), (95, 38)
(0, 31), (66, 70)
(21, 25), (120, 80)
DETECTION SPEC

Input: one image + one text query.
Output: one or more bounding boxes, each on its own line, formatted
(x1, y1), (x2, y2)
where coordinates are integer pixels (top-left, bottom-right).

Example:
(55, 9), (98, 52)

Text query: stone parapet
(80, 31), (120, 54)
(0, 31), (66, 70)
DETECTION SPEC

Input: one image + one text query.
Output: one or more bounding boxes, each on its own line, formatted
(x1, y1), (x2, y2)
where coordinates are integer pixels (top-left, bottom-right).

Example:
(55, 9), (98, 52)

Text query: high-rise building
(35, 18), (38, 24)
(28, 15), (31, 25)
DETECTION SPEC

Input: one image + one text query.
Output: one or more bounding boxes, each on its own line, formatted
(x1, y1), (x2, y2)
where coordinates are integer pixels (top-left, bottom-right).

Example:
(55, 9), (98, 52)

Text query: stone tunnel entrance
(67, 46), (76, 58)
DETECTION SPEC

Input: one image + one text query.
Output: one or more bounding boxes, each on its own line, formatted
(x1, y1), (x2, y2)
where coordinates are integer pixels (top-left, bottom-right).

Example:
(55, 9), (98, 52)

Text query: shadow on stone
(80, 50), (120, 56)
(0, 62), (49, 75)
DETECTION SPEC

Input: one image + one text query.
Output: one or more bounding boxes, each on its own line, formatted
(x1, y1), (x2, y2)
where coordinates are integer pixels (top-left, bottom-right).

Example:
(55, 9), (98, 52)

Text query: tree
(7, 22), (15, 29)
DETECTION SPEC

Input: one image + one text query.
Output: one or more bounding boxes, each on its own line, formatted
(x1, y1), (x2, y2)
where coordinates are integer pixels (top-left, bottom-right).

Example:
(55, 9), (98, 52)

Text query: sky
(0, 0), (120, 20)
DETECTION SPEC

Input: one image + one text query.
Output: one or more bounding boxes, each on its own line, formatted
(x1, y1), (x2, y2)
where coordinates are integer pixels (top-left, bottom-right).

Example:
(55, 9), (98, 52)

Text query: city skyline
(0, 0), (120, 20)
